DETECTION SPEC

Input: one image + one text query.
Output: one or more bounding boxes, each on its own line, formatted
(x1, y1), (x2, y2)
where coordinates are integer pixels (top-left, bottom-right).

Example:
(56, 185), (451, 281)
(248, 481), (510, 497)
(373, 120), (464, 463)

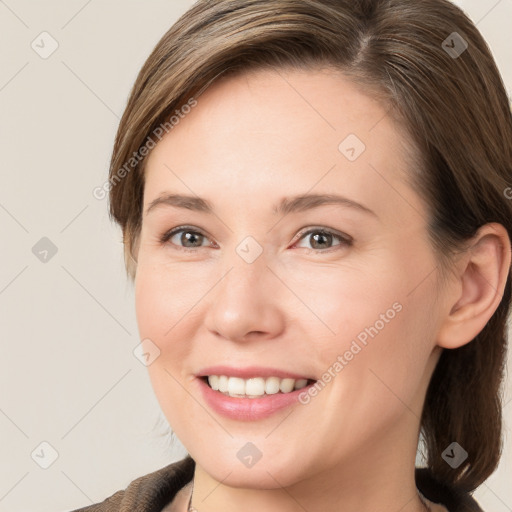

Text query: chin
(196, 450), (309, 489)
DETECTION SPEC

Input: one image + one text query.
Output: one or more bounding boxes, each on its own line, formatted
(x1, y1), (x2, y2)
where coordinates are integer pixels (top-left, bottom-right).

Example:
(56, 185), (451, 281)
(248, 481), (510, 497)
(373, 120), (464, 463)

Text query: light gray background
(0, 1), (511, 511)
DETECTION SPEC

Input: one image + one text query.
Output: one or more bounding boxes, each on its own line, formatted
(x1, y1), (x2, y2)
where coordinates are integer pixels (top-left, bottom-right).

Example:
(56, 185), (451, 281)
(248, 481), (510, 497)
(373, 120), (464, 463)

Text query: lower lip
(196, 378), (315, 421)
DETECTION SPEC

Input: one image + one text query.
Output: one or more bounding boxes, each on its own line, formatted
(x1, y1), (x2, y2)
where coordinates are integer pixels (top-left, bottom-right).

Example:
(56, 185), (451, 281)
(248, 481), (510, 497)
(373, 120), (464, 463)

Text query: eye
(160, 226), (216, 252)
(292, 227), (353, 253)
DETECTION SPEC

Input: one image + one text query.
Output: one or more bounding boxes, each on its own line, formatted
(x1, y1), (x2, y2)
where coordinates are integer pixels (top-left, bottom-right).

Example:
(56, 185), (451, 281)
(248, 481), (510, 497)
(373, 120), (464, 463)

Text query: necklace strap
(418, 490), (432, 512)
(187, 479), (197, 512)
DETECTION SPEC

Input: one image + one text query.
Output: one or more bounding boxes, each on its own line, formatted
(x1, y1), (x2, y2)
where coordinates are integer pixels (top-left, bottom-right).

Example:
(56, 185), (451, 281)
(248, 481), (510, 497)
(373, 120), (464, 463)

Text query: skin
(133, 67), (511, 512)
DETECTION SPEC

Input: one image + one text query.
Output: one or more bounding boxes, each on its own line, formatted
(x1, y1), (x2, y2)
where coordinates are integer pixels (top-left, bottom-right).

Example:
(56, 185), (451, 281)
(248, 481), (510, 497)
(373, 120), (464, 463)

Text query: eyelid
(293, 226), (353, 245)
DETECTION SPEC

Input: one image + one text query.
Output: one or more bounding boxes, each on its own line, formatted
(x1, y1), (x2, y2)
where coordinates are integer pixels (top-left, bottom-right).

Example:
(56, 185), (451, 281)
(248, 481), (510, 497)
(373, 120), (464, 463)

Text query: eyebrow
(145, 193), (378, 218)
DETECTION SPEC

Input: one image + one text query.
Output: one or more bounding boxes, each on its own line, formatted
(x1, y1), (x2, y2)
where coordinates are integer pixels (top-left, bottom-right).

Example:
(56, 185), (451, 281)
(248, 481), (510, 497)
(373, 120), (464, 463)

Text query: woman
(72, 0), (512, 511)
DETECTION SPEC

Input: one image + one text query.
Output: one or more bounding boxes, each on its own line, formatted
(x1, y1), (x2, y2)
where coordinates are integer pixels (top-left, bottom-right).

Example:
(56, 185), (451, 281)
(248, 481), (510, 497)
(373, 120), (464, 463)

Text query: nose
(203, 252), (286, 343)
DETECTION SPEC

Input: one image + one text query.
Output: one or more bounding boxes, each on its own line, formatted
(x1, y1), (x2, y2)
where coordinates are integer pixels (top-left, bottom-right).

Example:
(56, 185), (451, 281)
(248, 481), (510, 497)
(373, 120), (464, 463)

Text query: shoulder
(415, 467), (485, 512)
(67, 456), (195, 512)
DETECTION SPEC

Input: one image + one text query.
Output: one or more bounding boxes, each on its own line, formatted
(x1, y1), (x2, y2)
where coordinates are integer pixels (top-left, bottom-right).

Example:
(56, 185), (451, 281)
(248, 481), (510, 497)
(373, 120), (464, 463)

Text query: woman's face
(135, 67), (447, 487)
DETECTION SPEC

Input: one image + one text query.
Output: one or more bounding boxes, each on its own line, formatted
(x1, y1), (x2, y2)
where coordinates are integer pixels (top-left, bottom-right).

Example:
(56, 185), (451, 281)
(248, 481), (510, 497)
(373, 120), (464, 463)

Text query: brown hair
(107, 0), (512, 494)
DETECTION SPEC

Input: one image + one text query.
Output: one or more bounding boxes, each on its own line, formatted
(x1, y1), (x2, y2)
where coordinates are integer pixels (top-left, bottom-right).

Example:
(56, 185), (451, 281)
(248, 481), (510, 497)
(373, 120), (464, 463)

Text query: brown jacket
(69, 456), (484, 512)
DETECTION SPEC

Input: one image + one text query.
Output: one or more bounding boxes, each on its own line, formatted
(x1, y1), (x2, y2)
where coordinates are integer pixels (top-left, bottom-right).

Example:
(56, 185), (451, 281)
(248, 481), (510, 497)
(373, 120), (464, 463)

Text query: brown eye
(160, 226), (212, 251)
(176, 230), (205, 248)
(294, 228), (352, 252)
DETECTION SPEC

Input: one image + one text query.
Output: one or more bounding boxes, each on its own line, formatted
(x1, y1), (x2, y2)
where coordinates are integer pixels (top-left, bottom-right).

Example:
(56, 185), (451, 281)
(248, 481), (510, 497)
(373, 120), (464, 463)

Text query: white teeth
(218, 375), (229, 393)
(265, 376), (280, 395)
(206, 375), (311, 398)
(246, 377), (265, 396)
(208, 375), (219, 391)
(279, 378), (295, 393)
(227, 377), (245, 396)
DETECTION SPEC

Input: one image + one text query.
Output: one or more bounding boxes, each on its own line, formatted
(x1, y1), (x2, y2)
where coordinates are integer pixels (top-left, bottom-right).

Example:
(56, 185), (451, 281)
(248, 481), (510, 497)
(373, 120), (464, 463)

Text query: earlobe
(437, 223), (511, 350)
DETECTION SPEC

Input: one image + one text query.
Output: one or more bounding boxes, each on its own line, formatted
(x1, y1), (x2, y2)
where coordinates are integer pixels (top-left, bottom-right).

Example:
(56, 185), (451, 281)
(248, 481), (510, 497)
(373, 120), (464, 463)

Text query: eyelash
(159, 225), (353, 254)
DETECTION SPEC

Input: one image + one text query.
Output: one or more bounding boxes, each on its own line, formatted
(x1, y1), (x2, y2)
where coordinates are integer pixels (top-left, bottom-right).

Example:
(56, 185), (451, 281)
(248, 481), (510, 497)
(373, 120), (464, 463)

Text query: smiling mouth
(200, 375), (317, 399)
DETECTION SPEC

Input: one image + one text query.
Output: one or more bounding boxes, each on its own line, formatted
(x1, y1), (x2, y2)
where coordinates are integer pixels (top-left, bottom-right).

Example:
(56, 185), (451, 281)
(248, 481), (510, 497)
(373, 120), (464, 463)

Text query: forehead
(142, 67), (423, 225)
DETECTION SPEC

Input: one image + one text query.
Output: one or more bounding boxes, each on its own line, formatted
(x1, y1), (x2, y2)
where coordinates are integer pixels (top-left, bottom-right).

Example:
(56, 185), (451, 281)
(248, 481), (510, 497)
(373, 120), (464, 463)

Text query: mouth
(199, 375), (317, 399)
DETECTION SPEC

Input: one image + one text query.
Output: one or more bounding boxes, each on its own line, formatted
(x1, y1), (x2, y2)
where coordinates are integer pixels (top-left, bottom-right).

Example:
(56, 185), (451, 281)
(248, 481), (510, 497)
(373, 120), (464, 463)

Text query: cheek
(134, 264), (196, 427)
(314, 280), (439, 444)
(135, 256), (209, 333)
(308, 244), (439, 407)
(134, 258), (218, 397)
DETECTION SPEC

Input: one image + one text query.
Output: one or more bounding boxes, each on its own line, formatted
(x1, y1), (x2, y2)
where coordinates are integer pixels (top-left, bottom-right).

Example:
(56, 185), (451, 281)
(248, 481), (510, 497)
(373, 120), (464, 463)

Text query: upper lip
(196, 365), (316, 381)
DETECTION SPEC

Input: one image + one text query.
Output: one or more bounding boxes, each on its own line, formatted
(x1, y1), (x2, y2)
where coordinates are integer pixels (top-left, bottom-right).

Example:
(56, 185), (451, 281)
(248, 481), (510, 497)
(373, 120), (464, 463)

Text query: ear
(437, 222), (511, 349)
